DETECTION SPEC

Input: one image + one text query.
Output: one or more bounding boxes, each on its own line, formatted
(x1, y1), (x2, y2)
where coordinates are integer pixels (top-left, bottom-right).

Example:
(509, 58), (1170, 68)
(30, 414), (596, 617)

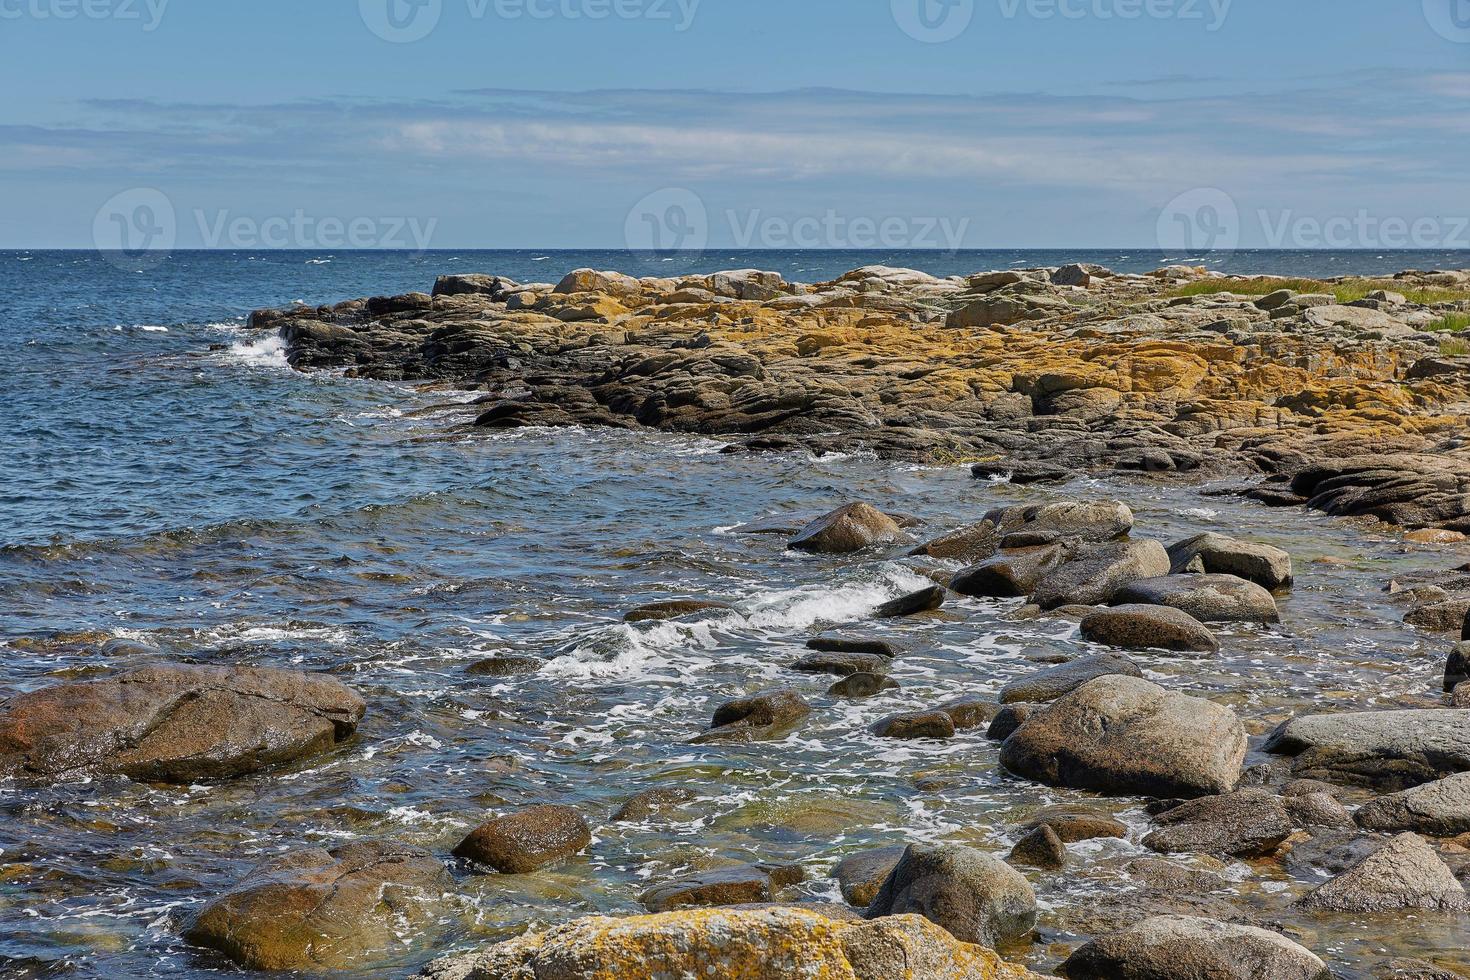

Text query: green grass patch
(1427, 311), (1470, 333)
(1166, 277), (1470, 306)
(1440, 337), (1470, 357)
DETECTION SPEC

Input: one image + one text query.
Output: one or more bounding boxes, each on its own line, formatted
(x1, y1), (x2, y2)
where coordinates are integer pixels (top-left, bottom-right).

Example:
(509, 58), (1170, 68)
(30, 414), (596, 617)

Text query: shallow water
(3, 250), (1470, 978)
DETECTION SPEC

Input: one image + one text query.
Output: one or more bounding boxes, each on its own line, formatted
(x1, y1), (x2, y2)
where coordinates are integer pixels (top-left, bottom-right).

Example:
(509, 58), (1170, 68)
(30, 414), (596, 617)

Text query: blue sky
(2, 0), (1468, 248)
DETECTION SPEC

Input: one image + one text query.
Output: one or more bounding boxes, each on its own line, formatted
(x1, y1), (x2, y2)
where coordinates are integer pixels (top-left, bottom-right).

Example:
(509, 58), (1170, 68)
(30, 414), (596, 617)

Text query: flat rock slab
(1060, 914), (1330, 980)
(1264, 709), (1470, 791)
(1080, 604), (1219, 654)
(186, 841), (452, 971)
(641, 863), (804, 912)
(0, 664), (365, 783)
(1000, 675), (1245, 798)
(1111, 574), (1281, 623)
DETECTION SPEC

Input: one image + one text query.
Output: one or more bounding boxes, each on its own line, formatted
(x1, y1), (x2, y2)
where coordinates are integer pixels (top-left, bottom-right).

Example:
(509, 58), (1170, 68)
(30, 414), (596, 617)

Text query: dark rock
(1008, 825), (1066, 869)
(938, 698), (999, 731)
(873, 586), (946, 618)
(1166, 532), (1293, 590)
(1142, 790), (1293, 857)
(695, 688), (811, 743)
(1446, 642), (1470, 692)
(986, 500), (1134, 547)
(1060, 914), (1330, 980)
(793, 652), (889, 678)
(1296, 832), (1469, 912)
(184, 841), (452, 971)
(453, 804), (591, 874)
(1355, 772), (1470, 835)
(1000, 676), (1246, 798)
(1031, 540), (1171, 611)
(641, 863), (804, 912)
(871, 711), (956, 740)
(1264, 708), (1470, 790)
(986, 704), (1034, 740)
(432, 273), (518, 300)
(970, 460), (1072, 484)
(624, 599), (734, 622)
(788, 503), (911, 554)
(1080, 604), (1219, 654)
(834, 846), (906, 908)
(828, 673), (900, 698)
(806, 634), (901, 658)
(909, 522), (1002, 564)
(952, 543), (1072, 598)
(999, 653), (1142, 704)
(1405, 596), (1470, 633)
(0, 664), (364, 783)
(1111, 574), (1281, 624)
(612, 788), (696, 823)
(865, 843), (1036, 947)
(1022, 807), (1127, 843)
(466, 656), (545, 677)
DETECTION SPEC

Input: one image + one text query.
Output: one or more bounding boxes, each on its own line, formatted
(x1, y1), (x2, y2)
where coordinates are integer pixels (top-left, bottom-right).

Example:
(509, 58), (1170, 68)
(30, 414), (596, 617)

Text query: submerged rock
(835, 846), (907, 908)
(185, 840), (452, 972)
(1264, 708), (1470, 790)
(794, 651), (890, 677)
(1008, 825), (1066, 870)
(873, 586), (946, 618)
(807, 634), (902, 658)
(829, 673), (901, 698)
(1000, 676), (1245, 798)
(1080, 604), (1219, 654)
(1296, 832), (1469, 912)
(641, 862), (804, 912)
(1060, 915), (1330, 980)
(998, 653), (1142, 704)
(623, 599), (734, 622)
(694, 688), (811, 743)
(452, 804), (591, 874)
(789, 503), (911, 554)
(1111, 574), (1281, 623)
(0, 664), (364, 783)
(866, 843), (1037, 948)
(871, 711), (956, 740)
(612, 788), (696, 823)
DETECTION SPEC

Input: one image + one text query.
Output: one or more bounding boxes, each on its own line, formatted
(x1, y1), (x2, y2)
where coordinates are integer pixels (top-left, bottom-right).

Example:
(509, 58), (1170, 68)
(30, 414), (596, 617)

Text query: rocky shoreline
(249, 261), (1470, 532)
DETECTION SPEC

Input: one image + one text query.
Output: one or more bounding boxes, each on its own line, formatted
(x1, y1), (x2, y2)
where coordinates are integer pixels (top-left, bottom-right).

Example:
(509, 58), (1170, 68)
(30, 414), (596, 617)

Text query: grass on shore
(1428, 311), (1470, 333)
(1441, 337), (1470, 357)
(1166, 277), (1470, 306)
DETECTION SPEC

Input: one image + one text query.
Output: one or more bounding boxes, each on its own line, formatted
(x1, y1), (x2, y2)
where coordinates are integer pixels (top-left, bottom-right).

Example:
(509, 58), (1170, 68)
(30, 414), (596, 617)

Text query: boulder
(1111, 574), (1281, 624)
(466, 655), (545, 677)
(1283, 792), (1354, 829)
(986, 704), (1035, 741)
(185, 841), (452, 971)
(835, 845), (907, 908)
(998, 654), (1142, 704)
(952, 544), (1072, 599)
(1166, 532), (1293, 590)
(1020, 807), (1126, 843)
(1080, 605), (1219, 654)
(872, 711), (956, 740)
(1059, 914), (1330, 980)
(1263, 709), (1470, 790)
(1031, 540), (1171, 611)
(641, 863), (804, 912)
(420, 907), (1043, 980)
(1142, 790), (1293, 857)
(789, 503), (911, 554)
(453, 804), (591, 874)
(794, 651), (890, 677)
(1296, 833), (1469, 912)
(1446, 641), (1470, 692)
(1000, 676), (1245, 798)
(1355, 772), (1470, 835)
(1406, 595), (1470, 633)
(830, 673), (901, 698)
(986, 500), (1133, 548)
(866, 843), (1037, 948)
(874, 586), (946, 618)
(0, 664), (365, 783)
(612, 788), (695, 823)
(624, 599), (733, 622)
(939, 698), (1000, 731)
(694, 688), (811, 743)
(432, 273), (518, 300)
(1008, 825), (1066, 869)
(910, 522), (1004, 564)
(807, 634), (902, 658)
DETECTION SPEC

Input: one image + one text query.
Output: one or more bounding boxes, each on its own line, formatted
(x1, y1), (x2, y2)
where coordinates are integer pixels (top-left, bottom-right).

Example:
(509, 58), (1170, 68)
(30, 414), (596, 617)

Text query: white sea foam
(223, 331), (289, 369)
(741, 566), (931, 632)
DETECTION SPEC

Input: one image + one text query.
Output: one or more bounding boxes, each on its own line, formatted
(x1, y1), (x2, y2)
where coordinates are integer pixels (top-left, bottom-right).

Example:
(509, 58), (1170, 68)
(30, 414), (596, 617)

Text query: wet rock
(1000, 676), (1246, 798)
(789, 503), (912, 554)
(807, 634), (901, 658)
(794, 651), (890, 677)
(1031, 540), (1171, 611)
(871, 711), (956, 740)
(1080, 604), (1219, 654)
(829, 673), (901, 698)
(1008, 825), (1066, 869)
(420, 906), (1044, 980)
(1355, 772), (1470, 835)
(1296, 832), (1469, 912)
(0, 664), (365, 783)
(624, 599), (734, 622)
(866, 843), (1037, 947)
(432, 273), (519, 300)
(1380, 958), (1468, 980)
(452, 804), (591, 873)
(466, 655), (545, 677)
(1446, 642), (1470, 691)
(952, 544), (1072, 598)
(910, 522), (1004, 564)
(834, 845), (907, 908)
(939, 698), (1000, 731)
(185, 841), (452, 971)
(1059, 914), (1330, 980)
(641, 862), (804, 912)
(999, 653), (1142, 704)
(1166, 532), (1294, 590)
(694, 688), (811, 743)
(970, 460), (1072, 484)
(612, 788), (695, 823)
(1111, 574), (1281, 624)
(1405, 596), (1470, 633)
(986, 500), (1134, 548)
(1264, 708), (1470, 790)
(874, 586), (946, 618)
(986, 704), (1034, 740)
(1284, 792), (1354, 829)
(1142, 790), (1293, 857)
(1022, 807), (1127, 843)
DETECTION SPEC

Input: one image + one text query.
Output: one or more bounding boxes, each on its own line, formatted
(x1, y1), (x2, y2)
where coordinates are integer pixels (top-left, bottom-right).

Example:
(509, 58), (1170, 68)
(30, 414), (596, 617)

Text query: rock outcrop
(1060, 915), (1330, 980)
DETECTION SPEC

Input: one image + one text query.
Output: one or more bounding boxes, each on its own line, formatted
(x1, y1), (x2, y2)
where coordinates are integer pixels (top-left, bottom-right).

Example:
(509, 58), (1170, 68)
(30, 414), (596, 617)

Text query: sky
(1, 0), (1468, 249)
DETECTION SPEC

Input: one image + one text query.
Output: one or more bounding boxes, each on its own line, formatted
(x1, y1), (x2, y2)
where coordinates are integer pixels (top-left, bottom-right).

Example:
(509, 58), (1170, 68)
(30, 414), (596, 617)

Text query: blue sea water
(1, 249), (1468, 978)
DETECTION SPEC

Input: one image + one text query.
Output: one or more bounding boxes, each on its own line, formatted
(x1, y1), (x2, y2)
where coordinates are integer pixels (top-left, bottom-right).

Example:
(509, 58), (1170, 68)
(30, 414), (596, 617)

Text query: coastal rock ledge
(249, 262), (1470, 530)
